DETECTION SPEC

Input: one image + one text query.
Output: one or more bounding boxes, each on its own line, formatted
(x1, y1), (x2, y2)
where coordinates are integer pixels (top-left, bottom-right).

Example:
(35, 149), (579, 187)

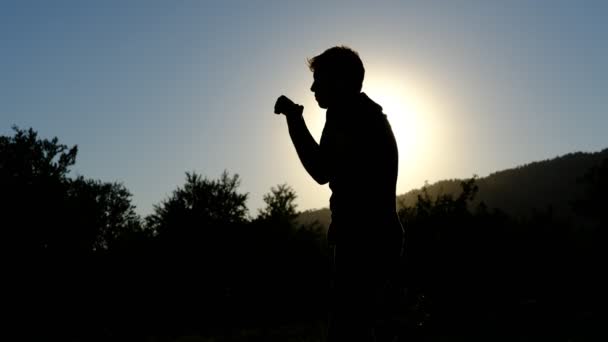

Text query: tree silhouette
(0, 126), (78, 180)
(67, 176), (145, 251)
(245, 183), (328, 327)
(1, 127), (144, 254)
(146, 170), (248, 236)
(397, 177), (513, 335)
(258, 183), (298, 222)
(142, 171), (250, 333)
(573, 157), (608, 225)
(4, 126), (606, 340)
(1, 126), (77, 252)
(0, 127), (151, 339)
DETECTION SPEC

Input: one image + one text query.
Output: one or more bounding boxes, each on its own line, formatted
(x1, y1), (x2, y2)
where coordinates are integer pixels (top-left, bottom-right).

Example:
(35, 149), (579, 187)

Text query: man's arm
(285, 113), (329, 185)
(275, 95), (329, 185)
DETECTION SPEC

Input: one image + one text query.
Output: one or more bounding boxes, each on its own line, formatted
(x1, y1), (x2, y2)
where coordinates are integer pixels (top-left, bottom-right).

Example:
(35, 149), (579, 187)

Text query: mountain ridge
(297, 147), (608, 230)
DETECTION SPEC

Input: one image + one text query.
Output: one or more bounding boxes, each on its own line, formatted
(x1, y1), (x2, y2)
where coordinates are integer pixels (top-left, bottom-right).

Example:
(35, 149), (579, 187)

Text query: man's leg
(328, 238), (402, 342)
(328, 242), (375, 342)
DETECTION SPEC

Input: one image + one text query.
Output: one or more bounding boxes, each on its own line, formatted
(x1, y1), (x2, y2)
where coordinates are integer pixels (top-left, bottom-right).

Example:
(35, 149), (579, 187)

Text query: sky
(1, 0), (607, 217)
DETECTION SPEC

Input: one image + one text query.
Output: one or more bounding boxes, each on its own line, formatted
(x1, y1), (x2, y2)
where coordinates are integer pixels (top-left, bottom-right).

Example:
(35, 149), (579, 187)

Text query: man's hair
(307, 46), (365, 92)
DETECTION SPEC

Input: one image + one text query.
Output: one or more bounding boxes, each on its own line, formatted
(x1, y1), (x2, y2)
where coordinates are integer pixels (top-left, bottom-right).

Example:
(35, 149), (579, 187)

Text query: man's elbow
(304, 164), (329, 185)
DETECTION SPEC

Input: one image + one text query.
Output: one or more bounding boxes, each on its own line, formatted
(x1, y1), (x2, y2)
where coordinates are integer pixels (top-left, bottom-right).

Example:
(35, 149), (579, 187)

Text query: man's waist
(327, 209), (403, 245)
(329, 193), (397, 216)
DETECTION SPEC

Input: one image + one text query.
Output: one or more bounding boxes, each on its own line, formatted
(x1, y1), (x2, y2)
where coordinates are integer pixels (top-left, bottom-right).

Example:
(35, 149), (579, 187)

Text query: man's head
(308, 46), (365, 109)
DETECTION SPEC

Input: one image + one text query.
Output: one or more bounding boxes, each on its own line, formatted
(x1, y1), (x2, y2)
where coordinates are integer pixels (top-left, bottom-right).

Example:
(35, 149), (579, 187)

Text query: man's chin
(316, 99), (329, 109)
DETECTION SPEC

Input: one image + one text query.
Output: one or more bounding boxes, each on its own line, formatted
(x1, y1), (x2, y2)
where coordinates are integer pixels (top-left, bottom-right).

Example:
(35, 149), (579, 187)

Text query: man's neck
(327, 92), (362, 113)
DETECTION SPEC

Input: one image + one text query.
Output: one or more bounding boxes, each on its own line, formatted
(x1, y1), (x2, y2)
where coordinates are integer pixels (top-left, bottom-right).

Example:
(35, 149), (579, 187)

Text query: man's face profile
(311, 69), (358, 110)
(310, 71), (336, 109)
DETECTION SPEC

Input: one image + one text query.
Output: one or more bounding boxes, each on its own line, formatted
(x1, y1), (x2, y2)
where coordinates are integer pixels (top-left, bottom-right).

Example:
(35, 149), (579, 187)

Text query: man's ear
(334, 77), (350, 93)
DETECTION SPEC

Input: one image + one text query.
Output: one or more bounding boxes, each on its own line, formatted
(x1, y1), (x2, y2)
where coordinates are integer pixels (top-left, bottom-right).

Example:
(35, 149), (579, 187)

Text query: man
(274, 46), (405, 341)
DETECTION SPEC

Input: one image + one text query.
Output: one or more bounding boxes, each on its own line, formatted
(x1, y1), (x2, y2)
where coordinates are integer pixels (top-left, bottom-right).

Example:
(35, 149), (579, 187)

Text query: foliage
(572, 157), (608, 224)
(67, 176), (145, 250)
(396, 149), (608, 221)
(146, 171), (249, 237)
(3, 127), (607, 340)
(0, 126), (77, 181)
(0, 127), (142, 253)
(258, 183), (298, 222)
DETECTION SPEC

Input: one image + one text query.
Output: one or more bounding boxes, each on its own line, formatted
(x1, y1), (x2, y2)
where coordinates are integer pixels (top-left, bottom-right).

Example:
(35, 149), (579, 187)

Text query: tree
(397, 177), (498, 331)
(573, 157), (608, 225)
(0, 126), (142, 253)
(144, 169), (249, 283)
(257, 183), (298, 222)
(0, 126), (78, 182)
(67, 176), (144, 251)
(1, 126), (77, 252)
(146, 170), (249, 237)
(143, 171), (250, 330)
(246, 184), (327, 323)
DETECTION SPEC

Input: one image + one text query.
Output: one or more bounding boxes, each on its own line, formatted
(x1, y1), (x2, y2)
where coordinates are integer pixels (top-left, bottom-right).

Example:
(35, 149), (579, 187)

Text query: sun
(363, 75), (438, 193)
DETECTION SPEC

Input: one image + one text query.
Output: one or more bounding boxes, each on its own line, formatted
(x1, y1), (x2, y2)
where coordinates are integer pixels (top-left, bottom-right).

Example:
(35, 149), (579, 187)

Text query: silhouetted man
(275, 46), (404, 342)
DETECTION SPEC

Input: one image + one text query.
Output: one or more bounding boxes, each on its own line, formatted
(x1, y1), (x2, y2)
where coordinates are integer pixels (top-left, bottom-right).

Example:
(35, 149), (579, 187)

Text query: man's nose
(310, 82), (316, 92)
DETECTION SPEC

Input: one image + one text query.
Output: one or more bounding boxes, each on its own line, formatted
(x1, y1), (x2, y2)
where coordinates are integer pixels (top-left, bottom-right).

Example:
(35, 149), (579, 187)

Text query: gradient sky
(2, 0), (607, 217)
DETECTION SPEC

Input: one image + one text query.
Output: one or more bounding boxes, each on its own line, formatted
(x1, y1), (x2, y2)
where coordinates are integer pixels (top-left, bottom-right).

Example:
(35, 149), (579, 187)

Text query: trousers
(327, 229), (404, 342)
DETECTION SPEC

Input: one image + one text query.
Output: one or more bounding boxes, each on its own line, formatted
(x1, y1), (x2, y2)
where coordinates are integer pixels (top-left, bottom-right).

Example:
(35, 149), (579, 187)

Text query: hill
(297, 148), (608, 229)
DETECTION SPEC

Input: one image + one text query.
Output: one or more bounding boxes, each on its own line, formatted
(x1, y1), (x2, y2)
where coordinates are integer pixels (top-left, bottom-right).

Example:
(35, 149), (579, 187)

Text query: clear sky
(2, 1), (607, 217)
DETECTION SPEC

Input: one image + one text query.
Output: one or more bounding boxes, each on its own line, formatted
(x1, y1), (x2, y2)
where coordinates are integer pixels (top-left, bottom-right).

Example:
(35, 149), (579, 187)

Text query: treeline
(397, 148), (608, 221)
(2, 127), (607, 340)
(400, 173), (607, 340)
(2, 127), (328, 339)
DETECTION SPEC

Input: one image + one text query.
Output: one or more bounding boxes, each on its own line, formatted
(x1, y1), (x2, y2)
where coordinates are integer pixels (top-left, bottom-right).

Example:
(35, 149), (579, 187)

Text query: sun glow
(287, 71), (444, 206)
(363, 74), (440, 193)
